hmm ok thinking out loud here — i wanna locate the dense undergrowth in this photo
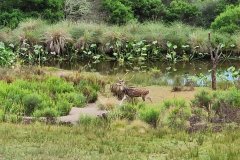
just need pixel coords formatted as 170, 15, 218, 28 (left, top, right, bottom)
0, 19, 240, 66
0, 68, 105, 122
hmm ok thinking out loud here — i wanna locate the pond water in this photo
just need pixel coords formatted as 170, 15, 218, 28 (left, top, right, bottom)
49, 60, 240, 86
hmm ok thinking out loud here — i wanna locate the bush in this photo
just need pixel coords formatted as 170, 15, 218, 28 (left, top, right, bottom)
129, 0, 166, 21
195, 0, 228, 27
211, 5, 240, 33
119, 104, 137, 120
192, 90, 212, 111
22, 94, 42, 116
159, 99, 191, 129
166, 0, 200, 24
63, 93, 86, 107
0, 0, 65, 28
139, 106, 160, 127
103, 0, 134, 24
56, 99, 72, 116
33, 107, 58, 118
0, 9, 25, 29
0, 42, 15, 67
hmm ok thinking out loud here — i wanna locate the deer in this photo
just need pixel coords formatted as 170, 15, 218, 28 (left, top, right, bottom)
110, 74, 152, 105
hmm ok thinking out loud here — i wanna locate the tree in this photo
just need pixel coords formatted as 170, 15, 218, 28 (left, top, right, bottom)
64, 0, 91, 20
208, 32, 224, 90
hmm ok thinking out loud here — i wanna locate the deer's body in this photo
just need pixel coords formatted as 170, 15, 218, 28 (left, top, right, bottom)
122, 87, 149, 101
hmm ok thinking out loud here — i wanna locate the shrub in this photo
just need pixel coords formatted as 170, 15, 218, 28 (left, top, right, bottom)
46, 77, 74, 94
129, 0, 166, 21
139, 106, 160, 127
33, 107, 58, 118
119, 104, 137, 120
211, 5, 240, 33
195, 0, 228, 27
103, 0, 134, 24
0, 42, 15, 67
56, 99, 72, 116
166, 0, 200, 24
22, 94, 42, 116
0, 9, 25, 29
63, 93, 86, 107
192, 90, 212, 111
159, 99, 191, 129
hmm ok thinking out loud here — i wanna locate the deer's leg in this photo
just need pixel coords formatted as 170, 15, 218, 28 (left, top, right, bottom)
120, 95, 127, 106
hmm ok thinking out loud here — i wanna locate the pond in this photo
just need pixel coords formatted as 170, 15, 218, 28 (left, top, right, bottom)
49, 60, 240, 86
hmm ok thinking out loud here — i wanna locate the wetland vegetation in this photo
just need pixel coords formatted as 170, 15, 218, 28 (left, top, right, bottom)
0, 0, 240, 159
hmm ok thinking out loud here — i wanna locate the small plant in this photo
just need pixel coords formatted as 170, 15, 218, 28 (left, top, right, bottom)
0, 42, 15, 67
159, 99, 191, 129
119, 104, 137, 121
22, 94, 42, 116
139, 106, 160, 127
56, 99, 72, 116
33, 108, 58, 118
192, 90, 212, 112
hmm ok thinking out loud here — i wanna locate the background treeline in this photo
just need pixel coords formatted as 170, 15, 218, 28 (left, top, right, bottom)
0, 0, 240, 33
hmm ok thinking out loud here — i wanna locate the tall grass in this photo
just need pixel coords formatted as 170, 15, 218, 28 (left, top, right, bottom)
3, 19, 239, 53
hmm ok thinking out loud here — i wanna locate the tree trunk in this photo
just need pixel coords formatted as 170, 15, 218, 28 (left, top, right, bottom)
211, 63, 217, 90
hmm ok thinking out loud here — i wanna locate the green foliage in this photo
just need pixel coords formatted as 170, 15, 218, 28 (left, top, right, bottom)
103, 0, 134, 24
192, 90, 212, 111
139, 106, 160, 127
0, 0, 65, 28
159, 99, 191, 129
119, 104, 138, 120
33, 107, 58, 118
0, 9, 25, 29
0, 42, 15, 67
211, 5, 240, 33
166, 0, 200, 24
0, 75, 99, 119
22, 94, 42, 116
127, 0, 166, 21
56, 99, 72, 116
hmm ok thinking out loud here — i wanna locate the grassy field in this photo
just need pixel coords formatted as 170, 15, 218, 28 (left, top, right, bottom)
0, 123, 240, 160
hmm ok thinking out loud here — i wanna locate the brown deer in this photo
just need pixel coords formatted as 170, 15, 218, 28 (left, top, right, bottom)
111, 76, 152, 105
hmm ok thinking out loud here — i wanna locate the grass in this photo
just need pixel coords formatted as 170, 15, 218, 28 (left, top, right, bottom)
1, 19, 239, 54
0, 123, 239, 160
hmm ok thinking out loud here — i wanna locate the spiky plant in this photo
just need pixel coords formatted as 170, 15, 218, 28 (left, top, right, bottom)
45, 28, 72, 55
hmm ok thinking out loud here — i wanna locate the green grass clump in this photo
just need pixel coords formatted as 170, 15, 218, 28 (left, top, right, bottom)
0, 75, 100, 121
159, 99, 191, 129
139, 105, 160, 127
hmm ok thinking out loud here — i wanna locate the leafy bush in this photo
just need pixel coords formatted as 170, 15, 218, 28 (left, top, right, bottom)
33, 107, 58, 118
128, 0, 166, 21
119, 104, 137, 120
166, 0, 200, 24
195, 0, 228, 27
22, 94, 42, 116
103, 0, 134, 24
192, 90, 212, 111
56, 99, 72, 116
0, 75, 100, 120
0, 0, 65, 28
211, 5, 240, 33
139, 106, 160, 127
159, 99, 191, 129
0, 9, 25, 29
0, 42, 15, 67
